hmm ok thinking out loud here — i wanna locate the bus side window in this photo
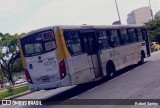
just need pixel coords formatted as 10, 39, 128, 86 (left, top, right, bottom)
80, 32, 97, 55
80, 36, 90, 54
64, 31, 83, 55
128, 28, 137, 43
97, 30, 110, 49
110, 29, 121, 47
142, 28, 147, 41
136, 28, 143, 42
120, 29, 129, 45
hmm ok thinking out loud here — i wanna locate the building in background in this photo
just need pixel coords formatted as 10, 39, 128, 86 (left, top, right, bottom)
154, 10, 160, 19
127, 7, 152, 24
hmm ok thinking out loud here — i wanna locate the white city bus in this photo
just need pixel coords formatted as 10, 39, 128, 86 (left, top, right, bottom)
19, 25, 150, 91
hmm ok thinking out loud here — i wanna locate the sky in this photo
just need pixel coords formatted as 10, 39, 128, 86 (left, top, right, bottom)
0, 0, 160, 34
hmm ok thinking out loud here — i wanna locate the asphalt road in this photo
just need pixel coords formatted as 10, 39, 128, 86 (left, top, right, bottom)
2, 51, 160, 108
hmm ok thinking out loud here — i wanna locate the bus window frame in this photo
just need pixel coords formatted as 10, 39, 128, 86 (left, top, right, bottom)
141, 28, 148, 41
135, 27, 143, 42
79, 29, 102, 55
109, 29, 122, 47
20, 29, 56, 57
63, 29, 85, 56
127, 28, 138, 43
119, 28, 130, 45
96, 29, 112, 50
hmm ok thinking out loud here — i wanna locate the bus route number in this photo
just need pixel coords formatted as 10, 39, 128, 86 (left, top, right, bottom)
44, 59, 56, 68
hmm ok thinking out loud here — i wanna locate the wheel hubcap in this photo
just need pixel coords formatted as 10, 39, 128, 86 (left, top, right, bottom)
110, 72, 114, 77
141, 56, 144, 62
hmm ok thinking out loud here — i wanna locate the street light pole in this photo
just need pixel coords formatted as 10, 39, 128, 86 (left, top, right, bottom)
115, 0, 121, 24
149, 0, 154, 20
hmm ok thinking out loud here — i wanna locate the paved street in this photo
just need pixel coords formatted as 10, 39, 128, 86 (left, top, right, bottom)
2, 51, 160, 108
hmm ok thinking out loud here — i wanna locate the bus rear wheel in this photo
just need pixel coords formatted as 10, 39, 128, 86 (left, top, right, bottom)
106, 63, 115, 78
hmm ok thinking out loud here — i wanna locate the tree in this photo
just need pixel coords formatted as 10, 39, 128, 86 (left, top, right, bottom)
12, 58, 23, 74
147, 17, 160, 43
154, 10, 160, 19
0, 33, 23, 85
0, 69, 4, 88
0, 69, 3, 80
0, 32, 3, 38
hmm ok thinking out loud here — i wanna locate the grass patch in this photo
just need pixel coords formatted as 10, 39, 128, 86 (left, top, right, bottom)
0, 86, 29, 100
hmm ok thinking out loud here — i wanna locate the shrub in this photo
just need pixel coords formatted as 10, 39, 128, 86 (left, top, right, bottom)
6, 86, 14, 96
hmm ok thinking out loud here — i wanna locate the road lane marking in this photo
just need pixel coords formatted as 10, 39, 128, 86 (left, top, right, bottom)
87, 86, 99, 92
61, 86, 100, 104
70, 96, 77, 99
61, 96, 78, 104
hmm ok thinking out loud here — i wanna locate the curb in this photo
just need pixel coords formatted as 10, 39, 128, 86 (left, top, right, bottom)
4, 90, 35, 100
0, 90, 35, 105
0, 83, 27, 93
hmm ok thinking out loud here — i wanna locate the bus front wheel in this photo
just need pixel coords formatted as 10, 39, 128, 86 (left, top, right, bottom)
106, 63, 115, 78
139, 55, 144, 65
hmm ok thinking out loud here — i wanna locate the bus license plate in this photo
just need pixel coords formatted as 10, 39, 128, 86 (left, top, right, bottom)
42, 76, 50, 82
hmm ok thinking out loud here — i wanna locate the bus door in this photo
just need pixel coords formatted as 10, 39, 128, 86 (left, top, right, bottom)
142, 28, 151, 56
80, 31, 103, 78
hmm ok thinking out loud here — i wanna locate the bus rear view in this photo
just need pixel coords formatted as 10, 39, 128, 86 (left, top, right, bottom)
19, 27, 71, 91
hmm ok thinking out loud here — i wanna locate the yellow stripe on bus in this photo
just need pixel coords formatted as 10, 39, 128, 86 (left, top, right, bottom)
54, 28, 71, 61
18, 40, 27, 68
59, 29, 71, 58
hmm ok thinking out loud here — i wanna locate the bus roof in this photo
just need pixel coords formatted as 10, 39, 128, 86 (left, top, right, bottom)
20, 24, 146, 38
59, 24, 146, 29
19, 26, 55, 39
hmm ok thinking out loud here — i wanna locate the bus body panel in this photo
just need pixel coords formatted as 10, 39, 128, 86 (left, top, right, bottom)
88, 55, 102, 78
100, 41, 146, 76
25, 51, 60, 84
65, 54, 96, 85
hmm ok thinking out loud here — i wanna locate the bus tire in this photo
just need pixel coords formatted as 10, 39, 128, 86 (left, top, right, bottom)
139, 54, 144, 65
106, 62, 115, 78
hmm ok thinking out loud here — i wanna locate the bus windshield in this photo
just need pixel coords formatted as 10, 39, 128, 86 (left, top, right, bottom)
20, 30, 56, 57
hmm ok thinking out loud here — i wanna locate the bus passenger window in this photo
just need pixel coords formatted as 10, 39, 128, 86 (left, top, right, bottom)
72, 43, 82, 54
97, 30, 110, 49
142, 29, 147, 41
25, 43, 44, 54
67, 45, 73, 55
120, 29, 129, 45
25, 44, 34, 54
110, 30, 121, 47
128, 29, 137, 43
136, 28, 143, 42
80, 36, 90, 54
64, 31, 83, 55
34, 43, 43, 52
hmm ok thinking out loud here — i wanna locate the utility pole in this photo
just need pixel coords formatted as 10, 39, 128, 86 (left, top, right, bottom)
115, 0, 121, 24
149, 0, 154, 20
